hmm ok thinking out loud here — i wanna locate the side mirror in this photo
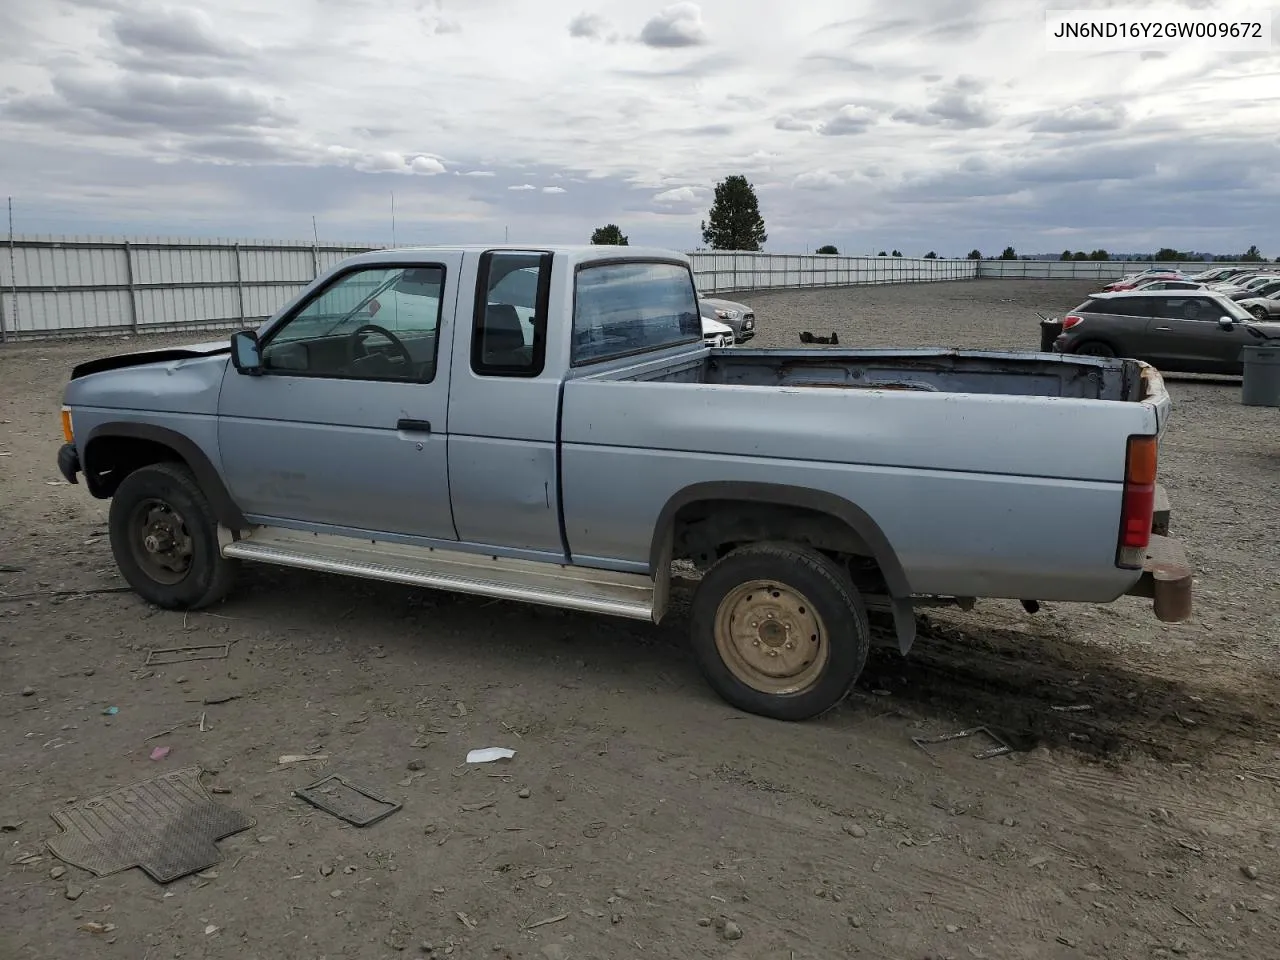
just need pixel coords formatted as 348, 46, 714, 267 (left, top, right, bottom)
1217, 316, 1235, 330
230, 330, 263, 374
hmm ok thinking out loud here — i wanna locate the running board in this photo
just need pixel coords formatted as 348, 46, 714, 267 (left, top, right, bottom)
221, 526, 657, 621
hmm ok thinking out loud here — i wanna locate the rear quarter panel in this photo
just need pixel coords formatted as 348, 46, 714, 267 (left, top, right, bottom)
559, 379, 1161, 601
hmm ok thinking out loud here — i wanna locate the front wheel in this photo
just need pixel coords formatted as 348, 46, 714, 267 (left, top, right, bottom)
689, 542, 870, 721
108, 462, 238, 609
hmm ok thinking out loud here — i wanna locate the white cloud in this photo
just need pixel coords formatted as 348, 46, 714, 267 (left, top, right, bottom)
654, 186, 701, 204
542, 185, 566, 193
410, 155, 445, 174
0, 0, 1277, 255
639, 3, 708, 48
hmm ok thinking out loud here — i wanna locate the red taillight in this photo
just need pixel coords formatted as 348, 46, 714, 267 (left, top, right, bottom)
1117, 435, 1157, 568
1061, 315, 1084, 330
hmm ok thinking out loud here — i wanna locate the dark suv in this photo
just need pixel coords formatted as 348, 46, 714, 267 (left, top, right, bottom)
1053, 290, 1278, 374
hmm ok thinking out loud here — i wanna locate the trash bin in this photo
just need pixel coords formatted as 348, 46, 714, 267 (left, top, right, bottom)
1241, 345, 1280, 407
1039, 317, 1063, 352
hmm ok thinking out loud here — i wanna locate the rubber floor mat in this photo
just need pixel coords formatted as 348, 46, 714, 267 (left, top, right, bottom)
46, 765, 255, 883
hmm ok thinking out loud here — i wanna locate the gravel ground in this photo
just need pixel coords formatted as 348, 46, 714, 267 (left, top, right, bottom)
2, 278, 1278, 960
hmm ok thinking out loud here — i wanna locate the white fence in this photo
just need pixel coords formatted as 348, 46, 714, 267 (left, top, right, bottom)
0, 233, 1268, 340
691, 252, 975, 294
976, 259, 1261, 280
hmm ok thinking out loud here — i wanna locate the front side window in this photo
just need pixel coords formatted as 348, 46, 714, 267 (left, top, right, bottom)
571, 260, 700, 365
261, 265, 444, 381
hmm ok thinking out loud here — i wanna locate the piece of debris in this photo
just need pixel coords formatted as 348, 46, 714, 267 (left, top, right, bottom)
79, 922, 115, 935
1, 820, 24, 833
50, 866, 66, 880
210, 787, 232, 795
1001, 817, 1017, 827
21, 686, 36, 697
456, 912, 478, 929
65, 884, 84, 901
460, 800, 496, 812
321, 864, 335, 876
843, 823, 867, 838
697, 917, 712, 927
524, 913, 569, 931
102, 707, 118, 716
203, 694, 240, 705
1050, 704, 1092, 713
451, 702, 467, 718
466, 747, 515, 764
278, 754, 329, 765
149, 746, 171, 761
330, 889, 344, 899
912, 726, 1012, 760
294, 774, 402, 827
534, 875, 553, 889
144, 643, 230, 666
205, 925, 219, 936
518, 787, 531, 799
1242, 865, 1260, 880
720, 919, 743, 941
407, 759, 427, 772
196, 870, 219, 880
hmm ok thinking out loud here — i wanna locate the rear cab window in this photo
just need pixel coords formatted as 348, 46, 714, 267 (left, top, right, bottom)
571, 260, 701, 366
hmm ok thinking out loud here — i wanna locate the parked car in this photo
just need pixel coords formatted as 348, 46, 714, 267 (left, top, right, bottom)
1239, 294, 1280, 320
1053, 289, 1280, 374
1130, 279, 1206, 292
1188, 267, 1253, 283
701, 315, 735, 347
1221, 275, 1280, 300
1103, 272, 1183, 292
56, 244, 1191, 721
699, 297, 755, 342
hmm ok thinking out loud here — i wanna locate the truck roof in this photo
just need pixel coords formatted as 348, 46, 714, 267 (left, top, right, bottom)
342, 244, 691, 266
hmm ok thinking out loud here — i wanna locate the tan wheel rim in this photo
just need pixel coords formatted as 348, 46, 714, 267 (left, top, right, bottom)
713, 579, 829, 696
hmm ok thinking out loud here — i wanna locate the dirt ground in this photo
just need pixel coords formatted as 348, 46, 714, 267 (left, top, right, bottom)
2, 278, 1278, 960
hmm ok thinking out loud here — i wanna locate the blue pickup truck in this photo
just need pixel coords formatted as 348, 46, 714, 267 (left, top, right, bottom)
56, 245, 1191, 721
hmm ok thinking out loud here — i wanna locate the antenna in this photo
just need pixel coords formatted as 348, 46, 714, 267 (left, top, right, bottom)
311, 215, 319, 245
391, 192, 397, 248
504, 225, 509, 243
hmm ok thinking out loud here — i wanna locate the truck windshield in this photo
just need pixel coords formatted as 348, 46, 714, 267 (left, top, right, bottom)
571, 261, 701, 365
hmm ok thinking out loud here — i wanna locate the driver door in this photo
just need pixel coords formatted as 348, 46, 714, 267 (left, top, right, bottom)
217, 255, 461, 540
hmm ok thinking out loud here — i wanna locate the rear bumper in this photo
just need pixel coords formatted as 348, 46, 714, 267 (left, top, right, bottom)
1123, 482, 1190, 622
1123, 534, 1193, 623
57, 442, 81, 485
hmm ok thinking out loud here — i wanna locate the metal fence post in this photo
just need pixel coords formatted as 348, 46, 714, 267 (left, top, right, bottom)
123, 241, 139, 333
233, 242, 246, 323
311, 243, 319, 279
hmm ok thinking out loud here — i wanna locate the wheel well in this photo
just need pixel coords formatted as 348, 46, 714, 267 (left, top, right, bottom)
671, 498, 889, 594
83, 436, 183, 498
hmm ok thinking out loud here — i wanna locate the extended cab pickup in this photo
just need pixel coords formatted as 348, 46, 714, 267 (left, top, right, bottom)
56, 245, 1193, 721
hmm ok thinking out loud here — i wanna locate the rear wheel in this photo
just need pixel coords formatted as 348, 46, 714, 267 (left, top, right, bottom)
1249, 305, 1268, 320
108, 463, 238, 609
1074, 340, 1115, 358
690, 542, 870, 721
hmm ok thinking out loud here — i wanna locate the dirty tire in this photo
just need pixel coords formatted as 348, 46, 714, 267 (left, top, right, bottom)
690, 542, 870, 721
108, 462, 238, 610
1073, 340, 1116, 358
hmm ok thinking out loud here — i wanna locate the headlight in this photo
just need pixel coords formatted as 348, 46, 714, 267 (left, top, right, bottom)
715, 309, 740, 320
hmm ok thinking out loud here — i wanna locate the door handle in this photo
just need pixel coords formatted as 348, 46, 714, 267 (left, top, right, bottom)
396, 418, 432, 433
1154, 326, 1171, 331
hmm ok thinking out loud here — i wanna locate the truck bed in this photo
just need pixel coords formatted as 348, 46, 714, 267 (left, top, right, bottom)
627, 347, 1147, 402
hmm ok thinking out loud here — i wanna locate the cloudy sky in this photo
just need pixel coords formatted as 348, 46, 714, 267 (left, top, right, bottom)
1, 0, 1278, 255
